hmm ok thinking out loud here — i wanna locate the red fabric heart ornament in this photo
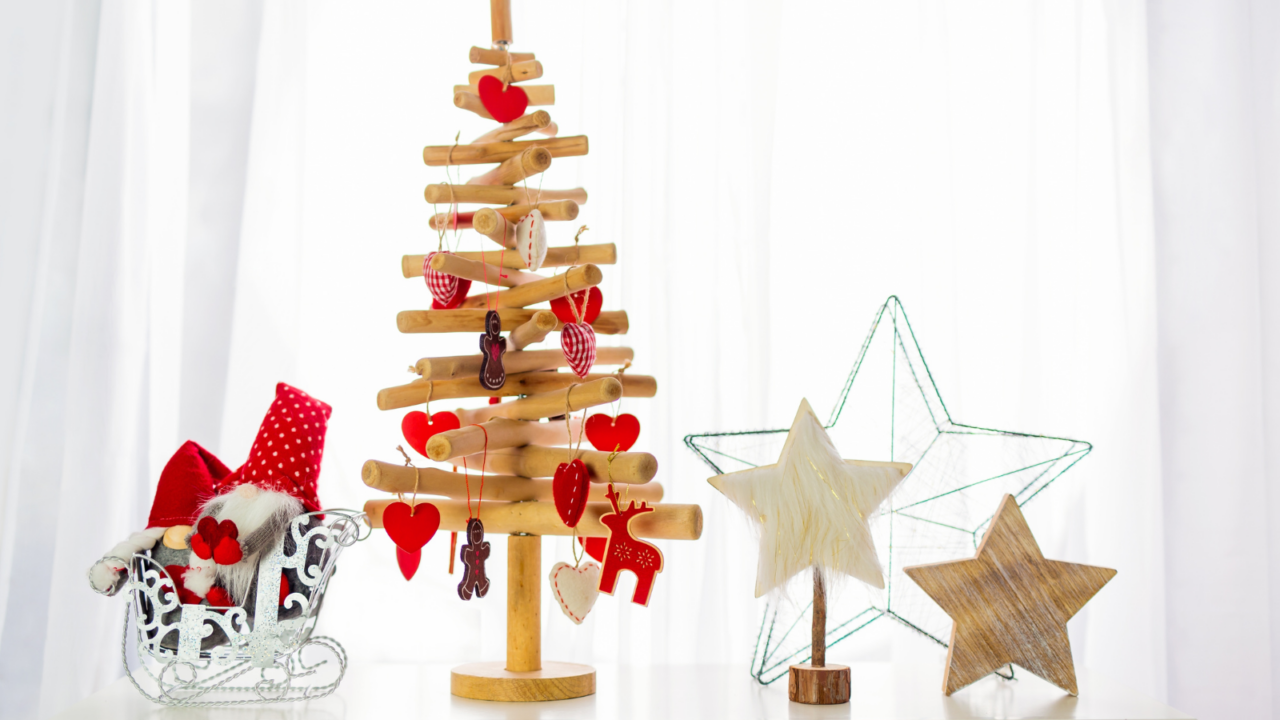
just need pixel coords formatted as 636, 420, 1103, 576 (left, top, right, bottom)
382, 501, 441, 553
396, 546, 422, 581
401, 410, 461, 457
561, 323, 597, 378
424, 251, 473, 309
213, 536, 243, 565
553, 459, 590, 527
190, 534, 211, 560
585, 413, 641, 452
577, 536, 607, 563
550, 287, 602, 325
477, 75, 529, 122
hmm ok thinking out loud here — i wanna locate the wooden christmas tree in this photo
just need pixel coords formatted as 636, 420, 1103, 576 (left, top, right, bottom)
360, 1, 703, 702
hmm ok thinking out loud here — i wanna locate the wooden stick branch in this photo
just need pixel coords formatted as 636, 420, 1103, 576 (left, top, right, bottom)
470, 111, 556, 144
462, 243, 616, 270
447, 445, 658, 484
460, 263, 601, 309
456, 84, 555, 105
428, 200, 578, 232
396, 309, 628, 335
470, 47, 534, 65
490, 0, 513, 47
472, 209, 516, 248
377, 371, 656, 410
428, 253, 541, 288
454, 91, 495, 120
423, 417, 573, 460
414, 346, 634, 380
469, 147, 551, 186
423, 184, 586, 206
457, 377, 621, 422
813, 567, 826, 667
361, 460, 663, 502
424, 136, 587, 166
468, 60, 542, 86
365, 498, 702, 540
509, 310, 559, 349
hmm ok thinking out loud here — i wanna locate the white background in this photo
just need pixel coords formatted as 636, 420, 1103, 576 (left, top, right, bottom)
1, 1, 1277, 719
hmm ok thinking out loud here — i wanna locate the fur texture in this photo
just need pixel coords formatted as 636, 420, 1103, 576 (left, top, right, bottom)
192, 485, 302, 603
88, 527, 167, 595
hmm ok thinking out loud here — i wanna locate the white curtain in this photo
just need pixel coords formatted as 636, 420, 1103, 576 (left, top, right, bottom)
0, 1, 1270, 719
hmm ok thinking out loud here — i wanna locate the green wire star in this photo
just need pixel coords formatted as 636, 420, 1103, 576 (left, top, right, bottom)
685, 296, 1092, 685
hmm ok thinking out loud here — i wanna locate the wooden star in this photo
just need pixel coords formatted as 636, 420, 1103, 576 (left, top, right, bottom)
708, 399, 911, 596
903, 494, 1116, 696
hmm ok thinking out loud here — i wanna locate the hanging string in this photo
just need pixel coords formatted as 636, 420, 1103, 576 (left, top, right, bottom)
562, 385, 583, 465
571, 526, 584, 567
610, 360, 632, 420
460, 424, 490, 519
395, 446, 421, 509
429, 132, 464, 253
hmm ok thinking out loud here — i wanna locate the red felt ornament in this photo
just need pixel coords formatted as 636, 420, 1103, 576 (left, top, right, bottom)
192, 517, 241, 565
585, 413, 641, 452
401, 410, 461, 457
561, 323, 597, 378
577, 535, 607, 563
553, 458, 590, 527
598, 483, 664, 606
479, 310, 507, 390
382, 501, 441, 554
550, 287, 602, 325
477, 74, 529, 122
396, 546, 422, 581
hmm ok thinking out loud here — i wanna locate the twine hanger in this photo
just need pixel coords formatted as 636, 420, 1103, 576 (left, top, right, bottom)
395, 445, 422, 509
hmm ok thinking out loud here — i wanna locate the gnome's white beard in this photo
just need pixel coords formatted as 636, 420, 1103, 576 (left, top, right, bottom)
191, 486, 303, 604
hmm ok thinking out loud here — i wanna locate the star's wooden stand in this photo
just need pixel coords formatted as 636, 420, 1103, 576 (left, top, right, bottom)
359, 0, 703, 703
789, 568, 851, 704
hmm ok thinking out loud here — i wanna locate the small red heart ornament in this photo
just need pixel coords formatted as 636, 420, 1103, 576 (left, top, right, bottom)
212, 536, 244, 565
401, 410, 461, 457
193, 517, 240, 562
477, 75, 529, 123
553, 459, 591, 527
382, 501, 441, 553
396, 546, 422, 581
561, 323, 597, 378
550, 287, 602, 325
584, 413, 641, 452
577, 536, 607, 562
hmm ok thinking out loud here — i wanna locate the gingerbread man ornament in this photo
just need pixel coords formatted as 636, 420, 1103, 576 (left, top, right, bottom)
479, 310, 507, 390
457, 517, 491, 600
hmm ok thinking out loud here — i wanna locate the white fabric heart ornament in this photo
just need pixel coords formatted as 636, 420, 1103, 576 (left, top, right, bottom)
549, 561, 601, 624
516, 209, 548, 271
561, 322, 597, 378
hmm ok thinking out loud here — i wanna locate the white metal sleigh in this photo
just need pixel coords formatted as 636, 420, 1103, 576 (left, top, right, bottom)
102, 510, 368, 706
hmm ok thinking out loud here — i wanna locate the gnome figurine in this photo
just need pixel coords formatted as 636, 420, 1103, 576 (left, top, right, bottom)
184, 383, 331, 606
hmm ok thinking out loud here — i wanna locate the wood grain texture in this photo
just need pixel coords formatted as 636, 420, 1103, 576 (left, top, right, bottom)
395, 308, 627, 335
361, 459, 664, 503
788, 664, 850, 705
363, 498, 702, 540
423, 135, 584, 166
507, 535, 541, 672
413, 346, 633, 380
903, 494, 1116, 697
451, 661, 595, 701
376, 370, 654, 410
447, 444, 658, 484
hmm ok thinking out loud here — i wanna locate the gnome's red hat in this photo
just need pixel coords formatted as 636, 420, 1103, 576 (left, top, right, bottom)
147, 441, 232, 528
212, 383, 331, 513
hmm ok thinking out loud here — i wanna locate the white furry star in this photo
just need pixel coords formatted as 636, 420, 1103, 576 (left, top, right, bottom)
708, 399, 911, 597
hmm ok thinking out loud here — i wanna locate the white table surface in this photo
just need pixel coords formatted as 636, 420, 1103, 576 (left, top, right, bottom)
53, 661, 1193, 720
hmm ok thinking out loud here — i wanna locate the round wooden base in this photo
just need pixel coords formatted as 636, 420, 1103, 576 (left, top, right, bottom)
788, 663, 851, 705
451, 661, 596, 702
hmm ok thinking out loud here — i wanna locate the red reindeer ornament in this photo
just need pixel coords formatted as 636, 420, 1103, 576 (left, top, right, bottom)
597, 484, 664, 606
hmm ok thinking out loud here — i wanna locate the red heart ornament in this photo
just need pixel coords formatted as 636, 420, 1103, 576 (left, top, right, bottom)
477, 75, 529, 123
382, 501, 441, 553
550, 287, 603, 325
190, 534, 212, 560
553, 459, 591, 527
424, 251, 472, 309
561, 323, 597, 378
584, 413, 641, 452
212, 536, 243, 565
577, 536, 607, 563
401, 411, 461, 457
396, 546, 422, 581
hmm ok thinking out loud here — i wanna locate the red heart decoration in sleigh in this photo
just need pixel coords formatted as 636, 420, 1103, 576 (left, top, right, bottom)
585, 413, 641, 452
553, 458, 591, 528
401, 410, 461, 457
577, 536, 607, 563
382, 501, 441, 553
550, 287, 602, 325
191, 517, 240, 562
477, 75, 529, 123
